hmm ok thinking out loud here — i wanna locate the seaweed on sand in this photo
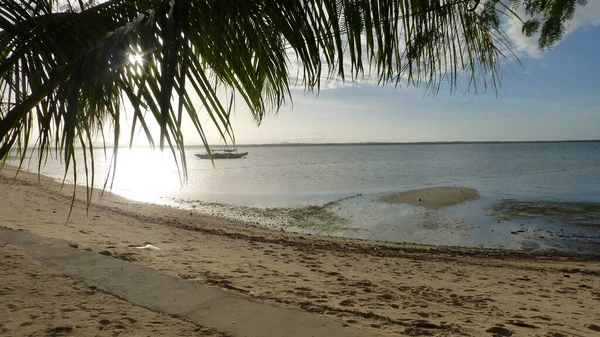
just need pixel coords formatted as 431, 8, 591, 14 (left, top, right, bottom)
490, 199, 600, 228
174, 194, 362, 233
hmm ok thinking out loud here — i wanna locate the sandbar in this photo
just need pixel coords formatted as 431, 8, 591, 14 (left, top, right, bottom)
380, 186, 479, 208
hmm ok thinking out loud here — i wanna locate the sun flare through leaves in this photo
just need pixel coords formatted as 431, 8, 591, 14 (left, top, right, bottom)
0, 0, 588, 209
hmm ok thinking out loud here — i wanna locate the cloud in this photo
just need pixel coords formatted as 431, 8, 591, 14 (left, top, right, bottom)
286, 1, 600, 91
285, 42, 384, 91
503, 1, 600, 58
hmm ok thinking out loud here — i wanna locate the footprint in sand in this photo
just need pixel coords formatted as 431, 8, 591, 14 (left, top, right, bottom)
485, 326, 513, 336
45, 326, 73, 337
587, 324, 600, 332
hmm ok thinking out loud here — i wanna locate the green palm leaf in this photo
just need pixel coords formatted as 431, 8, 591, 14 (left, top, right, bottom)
0, 0, 587, 205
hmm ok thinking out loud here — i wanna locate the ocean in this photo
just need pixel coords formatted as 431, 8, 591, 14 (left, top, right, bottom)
9, 141, 600, 253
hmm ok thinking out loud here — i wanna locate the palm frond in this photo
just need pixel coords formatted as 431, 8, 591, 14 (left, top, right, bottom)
0, 0, 587, 205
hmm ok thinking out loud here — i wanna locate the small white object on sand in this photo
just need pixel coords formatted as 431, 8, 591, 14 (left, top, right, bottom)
135, 244, 160, 250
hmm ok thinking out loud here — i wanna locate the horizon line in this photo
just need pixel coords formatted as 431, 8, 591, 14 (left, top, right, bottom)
86, 139, 600, 149
189, 139, 600, 147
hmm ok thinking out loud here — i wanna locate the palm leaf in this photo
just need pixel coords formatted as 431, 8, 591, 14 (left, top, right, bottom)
0, 0, 587, 204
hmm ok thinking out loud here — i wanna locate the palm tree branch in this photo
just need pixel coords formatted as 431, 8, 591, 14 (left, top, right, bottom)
0, 0, 587, 203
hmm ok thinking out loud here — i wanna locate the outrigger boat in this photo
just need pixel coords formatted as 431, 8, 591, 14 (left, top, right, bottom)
195, 149, 248, 159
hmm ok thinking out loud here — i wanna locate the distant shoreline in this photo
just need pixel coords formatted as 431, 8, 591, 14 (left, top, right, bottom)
196, 139, 600, 148
57, 139, 600, 149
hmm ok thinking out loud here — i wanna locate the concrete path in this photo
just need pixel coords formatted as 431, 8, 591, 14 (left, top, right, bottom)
0, 227, 377, 337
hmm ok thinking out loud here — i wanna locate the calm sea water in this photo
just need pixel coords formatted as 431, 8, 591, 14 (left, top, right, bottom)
10, 142, 600, 253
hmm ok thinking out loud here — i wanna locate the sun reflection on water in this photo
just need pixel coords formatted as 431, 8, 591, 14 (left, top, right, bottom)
108, 148, 182, 203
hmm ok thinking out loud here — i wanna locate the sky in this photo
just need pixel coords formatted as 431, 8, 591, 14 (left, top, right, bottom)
182, 2, 600, 145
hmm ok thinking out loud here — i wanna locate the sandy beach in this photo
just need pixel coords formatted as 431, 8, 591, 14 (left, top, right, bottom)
0, 243, 223, 337
1, 165, 600, 337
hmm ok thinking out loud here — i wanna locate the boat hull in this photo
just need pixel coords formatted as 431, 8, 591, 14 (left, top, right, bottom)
195, 152, 248, 159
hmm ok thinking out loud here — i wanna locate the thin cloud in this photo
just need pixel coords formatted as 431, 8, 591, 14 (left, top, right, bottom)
503, 1, 600, 58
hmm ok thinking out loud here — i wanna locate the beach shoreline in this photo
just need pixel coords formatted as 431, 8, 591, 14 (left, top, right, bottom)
1, 165, 600, 336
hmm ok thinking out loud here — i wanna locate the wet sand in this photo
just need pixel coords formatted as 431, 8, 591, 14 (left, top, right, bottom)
1, 166, 600, 337
380, 186, 479, 208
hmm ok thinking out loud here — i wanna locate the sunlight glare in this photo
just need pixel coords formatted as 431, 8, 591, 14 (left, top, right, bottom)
128, 53, 144, 65
110, 149, 180, 203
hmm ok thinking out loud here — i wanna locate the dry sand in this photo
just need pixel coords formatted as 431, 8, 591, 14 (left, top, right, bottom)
0, 243, 223, 337
380, 186, 479, 208
1, 166, 600, 337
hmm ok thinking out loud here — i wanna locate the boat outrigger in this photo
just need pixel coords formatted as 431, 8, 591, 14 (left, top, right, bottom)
195, 149, 248, 159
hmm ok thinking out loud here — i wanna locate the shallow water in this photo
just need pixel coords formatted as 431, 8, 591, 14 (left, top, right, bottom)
9, 141, 600, 253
